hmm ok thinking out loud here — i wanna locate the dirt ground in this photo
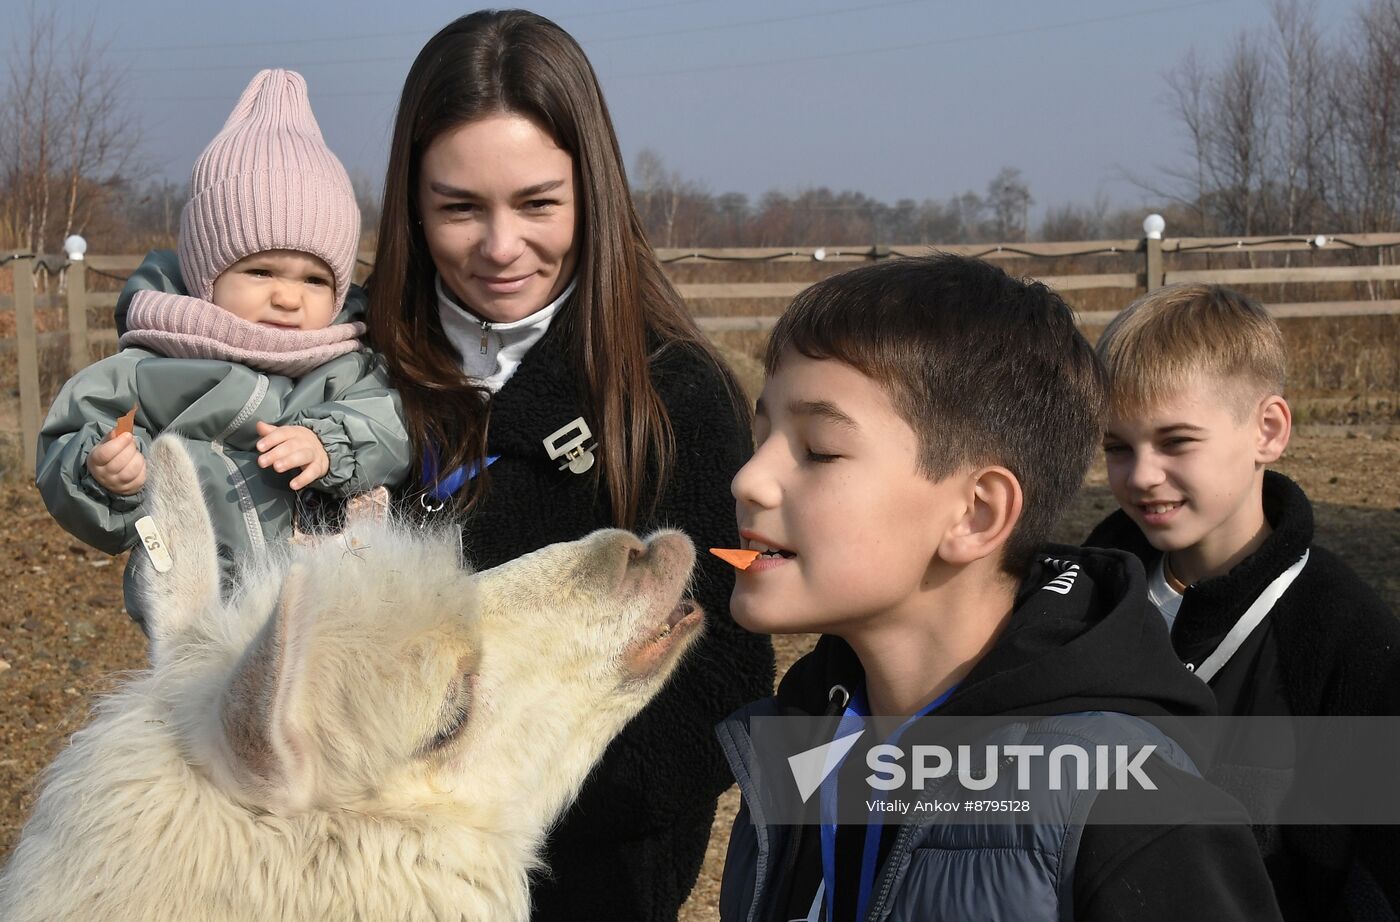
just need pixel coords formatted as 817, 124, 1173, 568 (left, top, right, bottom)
0, 432, 1397, 919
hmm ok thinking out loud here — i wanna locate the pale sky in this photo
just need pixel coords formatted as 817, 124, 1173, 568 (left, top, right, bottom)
3, 0, 1365, 218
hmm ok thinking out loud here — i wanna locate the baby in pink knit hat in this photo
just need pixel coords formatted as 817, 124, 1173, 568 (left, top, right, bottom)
36, 70, 410, 628
100, 68, 369, 494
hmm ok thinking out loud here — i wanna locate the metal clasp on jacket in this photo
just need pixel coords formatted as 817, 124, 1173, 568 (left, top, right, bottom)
543, 417, 596, 475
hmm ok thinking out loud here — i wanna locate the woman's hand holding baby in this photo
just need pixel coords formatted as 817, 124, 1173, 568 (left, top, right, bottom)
87, 431, 147, 496
255, 421, 329, 490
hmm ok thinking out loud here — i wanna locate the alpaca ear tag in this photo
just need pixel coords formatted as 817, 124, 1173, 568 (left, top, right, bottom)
544, 417, 596, 475
135, 515, 173, 573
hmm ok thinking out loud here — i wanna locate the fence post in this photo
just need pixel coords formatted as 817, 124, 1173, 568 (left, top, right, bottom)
13, 255, 41, 479
1143, 214, 1166, 291
66, 259, 89, 374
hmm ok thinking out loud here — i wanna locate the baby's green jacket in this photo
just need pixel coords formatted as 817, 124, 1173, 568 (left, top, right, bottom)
35, 250, 411, 623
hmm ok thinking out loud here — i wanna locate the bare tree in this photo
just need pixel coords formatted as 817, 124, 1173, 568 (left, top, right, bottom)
1149, 22, 1306, 235
632, 148, 687, 247
1151, 0, 1400, 238
985, 167, 1033, 241
1119, 47, 1230, 235
1038, 193, 1124, 241
1161, 48, 1214, 233
1208, 34, 1272, 236
0, 3, 144, 254
1268, 0, 1328, 234
1329, 0, 1400, 233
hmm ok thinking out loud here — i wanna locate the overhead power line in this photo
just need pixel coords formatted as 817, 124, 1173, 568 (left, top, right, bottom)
133, 0, 1226, 100
111, 0, 722, 54
585, 0, 935, 45
613, 0, 1228, 79
125, 0, 937, 76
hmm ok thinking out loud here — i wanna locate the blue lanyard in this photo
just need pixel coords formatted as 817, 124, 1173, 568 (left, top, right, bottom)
819, 682, 959, 922
421, 448, 499, 504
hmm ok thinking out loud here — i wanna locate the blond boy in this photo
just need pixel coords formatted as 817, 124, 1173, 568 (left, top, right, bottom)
1087, 283, 1400, 919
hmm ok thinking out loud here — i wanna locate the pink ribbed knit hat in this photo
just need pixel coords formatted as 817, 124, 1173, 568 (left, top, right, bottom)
179, 69, 360, 315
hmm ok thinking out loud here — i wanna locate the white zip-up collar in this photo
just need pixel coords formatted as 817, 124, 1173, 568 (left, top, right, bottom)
435, 274, 576, 393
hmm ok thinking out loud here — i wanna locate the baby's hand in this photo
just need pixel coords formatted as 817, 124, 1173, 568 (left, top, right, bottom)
255, 421, 329, 491
87, 430, 147, 496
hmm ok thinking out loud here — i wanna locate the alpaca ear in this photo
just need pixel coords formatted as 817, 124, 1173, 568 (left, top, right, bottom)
218, 564, 318, 813
137, 435, 221, 662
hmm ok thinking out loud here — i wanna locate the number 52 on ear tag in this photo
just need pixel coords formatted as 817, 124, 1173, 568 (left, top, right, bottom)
134, 516, 173, 573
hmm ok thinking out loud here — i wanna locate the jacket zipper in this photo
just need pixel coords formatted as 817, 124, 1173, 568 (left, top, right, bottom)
209, 374, 270, 554
757, 692, 850, 922
860, 753, 1020, 921
479, 320, 492, 355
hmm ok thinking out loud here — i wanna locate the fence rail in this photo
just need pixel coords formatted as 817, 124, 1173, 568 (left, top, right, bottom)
7, 231, 1400, 476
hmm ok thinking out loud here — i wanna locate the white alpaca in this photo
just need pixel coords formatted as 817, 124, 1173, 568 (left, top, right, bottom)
0, 435, 704, 921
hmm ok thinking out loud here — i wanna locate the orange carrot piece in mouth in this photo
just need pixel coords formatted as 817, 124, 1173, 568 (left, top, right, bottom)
709, 547, 761, 570
114, 405, 138, 438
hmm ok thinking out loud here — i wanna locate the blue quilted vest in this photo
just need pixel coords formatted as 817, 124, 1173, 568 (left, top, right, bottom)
716, 700, 1199, 922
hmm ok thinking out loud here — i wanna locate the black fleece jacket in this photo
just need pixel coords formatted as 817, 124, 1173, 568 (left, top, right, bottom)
1086, 471, 1400, 921
413, 317, 776, 922
767, 546, 1282, 922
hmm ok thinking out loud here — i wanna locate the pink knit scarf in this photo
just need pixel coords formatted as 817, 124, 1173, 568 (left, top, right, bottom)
120, 290, 365, 377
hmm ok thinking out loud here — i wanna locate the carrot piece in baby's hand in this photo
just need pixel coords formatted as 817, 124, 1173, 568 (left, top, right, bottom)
113, 405, 138, 438
710, 547, 761, 570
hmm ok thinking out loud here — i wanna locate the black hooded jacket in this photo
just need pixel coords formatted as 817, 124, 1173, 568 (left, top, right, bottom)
1086, 471, 1400, 921
739, 545, 1281, 922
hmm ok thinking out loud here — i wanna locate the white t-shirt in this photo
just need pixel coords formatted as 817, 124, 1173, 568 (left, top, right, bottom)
1147, 556, 1185, 632
436, 275, 576, 393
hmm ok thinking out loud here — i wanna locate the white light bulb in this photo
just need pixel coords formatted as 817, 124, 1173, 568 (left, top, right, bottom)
63, 235, 87, 261
1142, 214, 1166, 240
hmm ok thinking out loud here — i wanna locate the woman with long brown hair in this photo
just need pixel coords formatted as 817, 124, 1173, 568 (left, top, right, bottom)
368, 10, 773, 920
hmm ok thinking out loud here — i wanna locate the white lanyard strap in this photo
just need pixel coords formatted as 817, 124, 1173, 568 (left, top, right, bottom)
1192, 549, 1309, 684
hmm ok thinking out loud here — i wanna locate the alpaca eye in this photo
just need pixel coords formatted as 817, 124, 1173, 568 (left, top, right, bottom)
423, 678, 473, 754
427, 701, 470, 751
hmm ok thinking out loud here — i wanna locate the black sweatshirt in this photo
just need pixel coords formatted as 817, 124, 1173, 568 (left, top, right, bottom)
771, 546, 1282, 922
1086, 471, 1400, 921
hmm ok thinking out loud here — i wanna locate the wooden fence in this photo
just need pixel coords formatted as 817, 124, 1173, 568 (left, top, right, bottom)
6, 231, 1400, 476
657, 233, 1400, 329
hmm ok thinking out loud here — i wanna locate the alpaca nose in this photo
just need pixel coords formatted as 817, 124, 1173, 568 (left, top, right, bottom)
623, 539, 648, 579
606, 532, 649, 584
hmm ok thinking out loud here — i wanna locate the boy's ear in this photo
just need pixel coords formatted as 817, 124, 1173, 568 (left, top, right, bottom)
938, 466, 1023, 566
1255, 394, 1291, 464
